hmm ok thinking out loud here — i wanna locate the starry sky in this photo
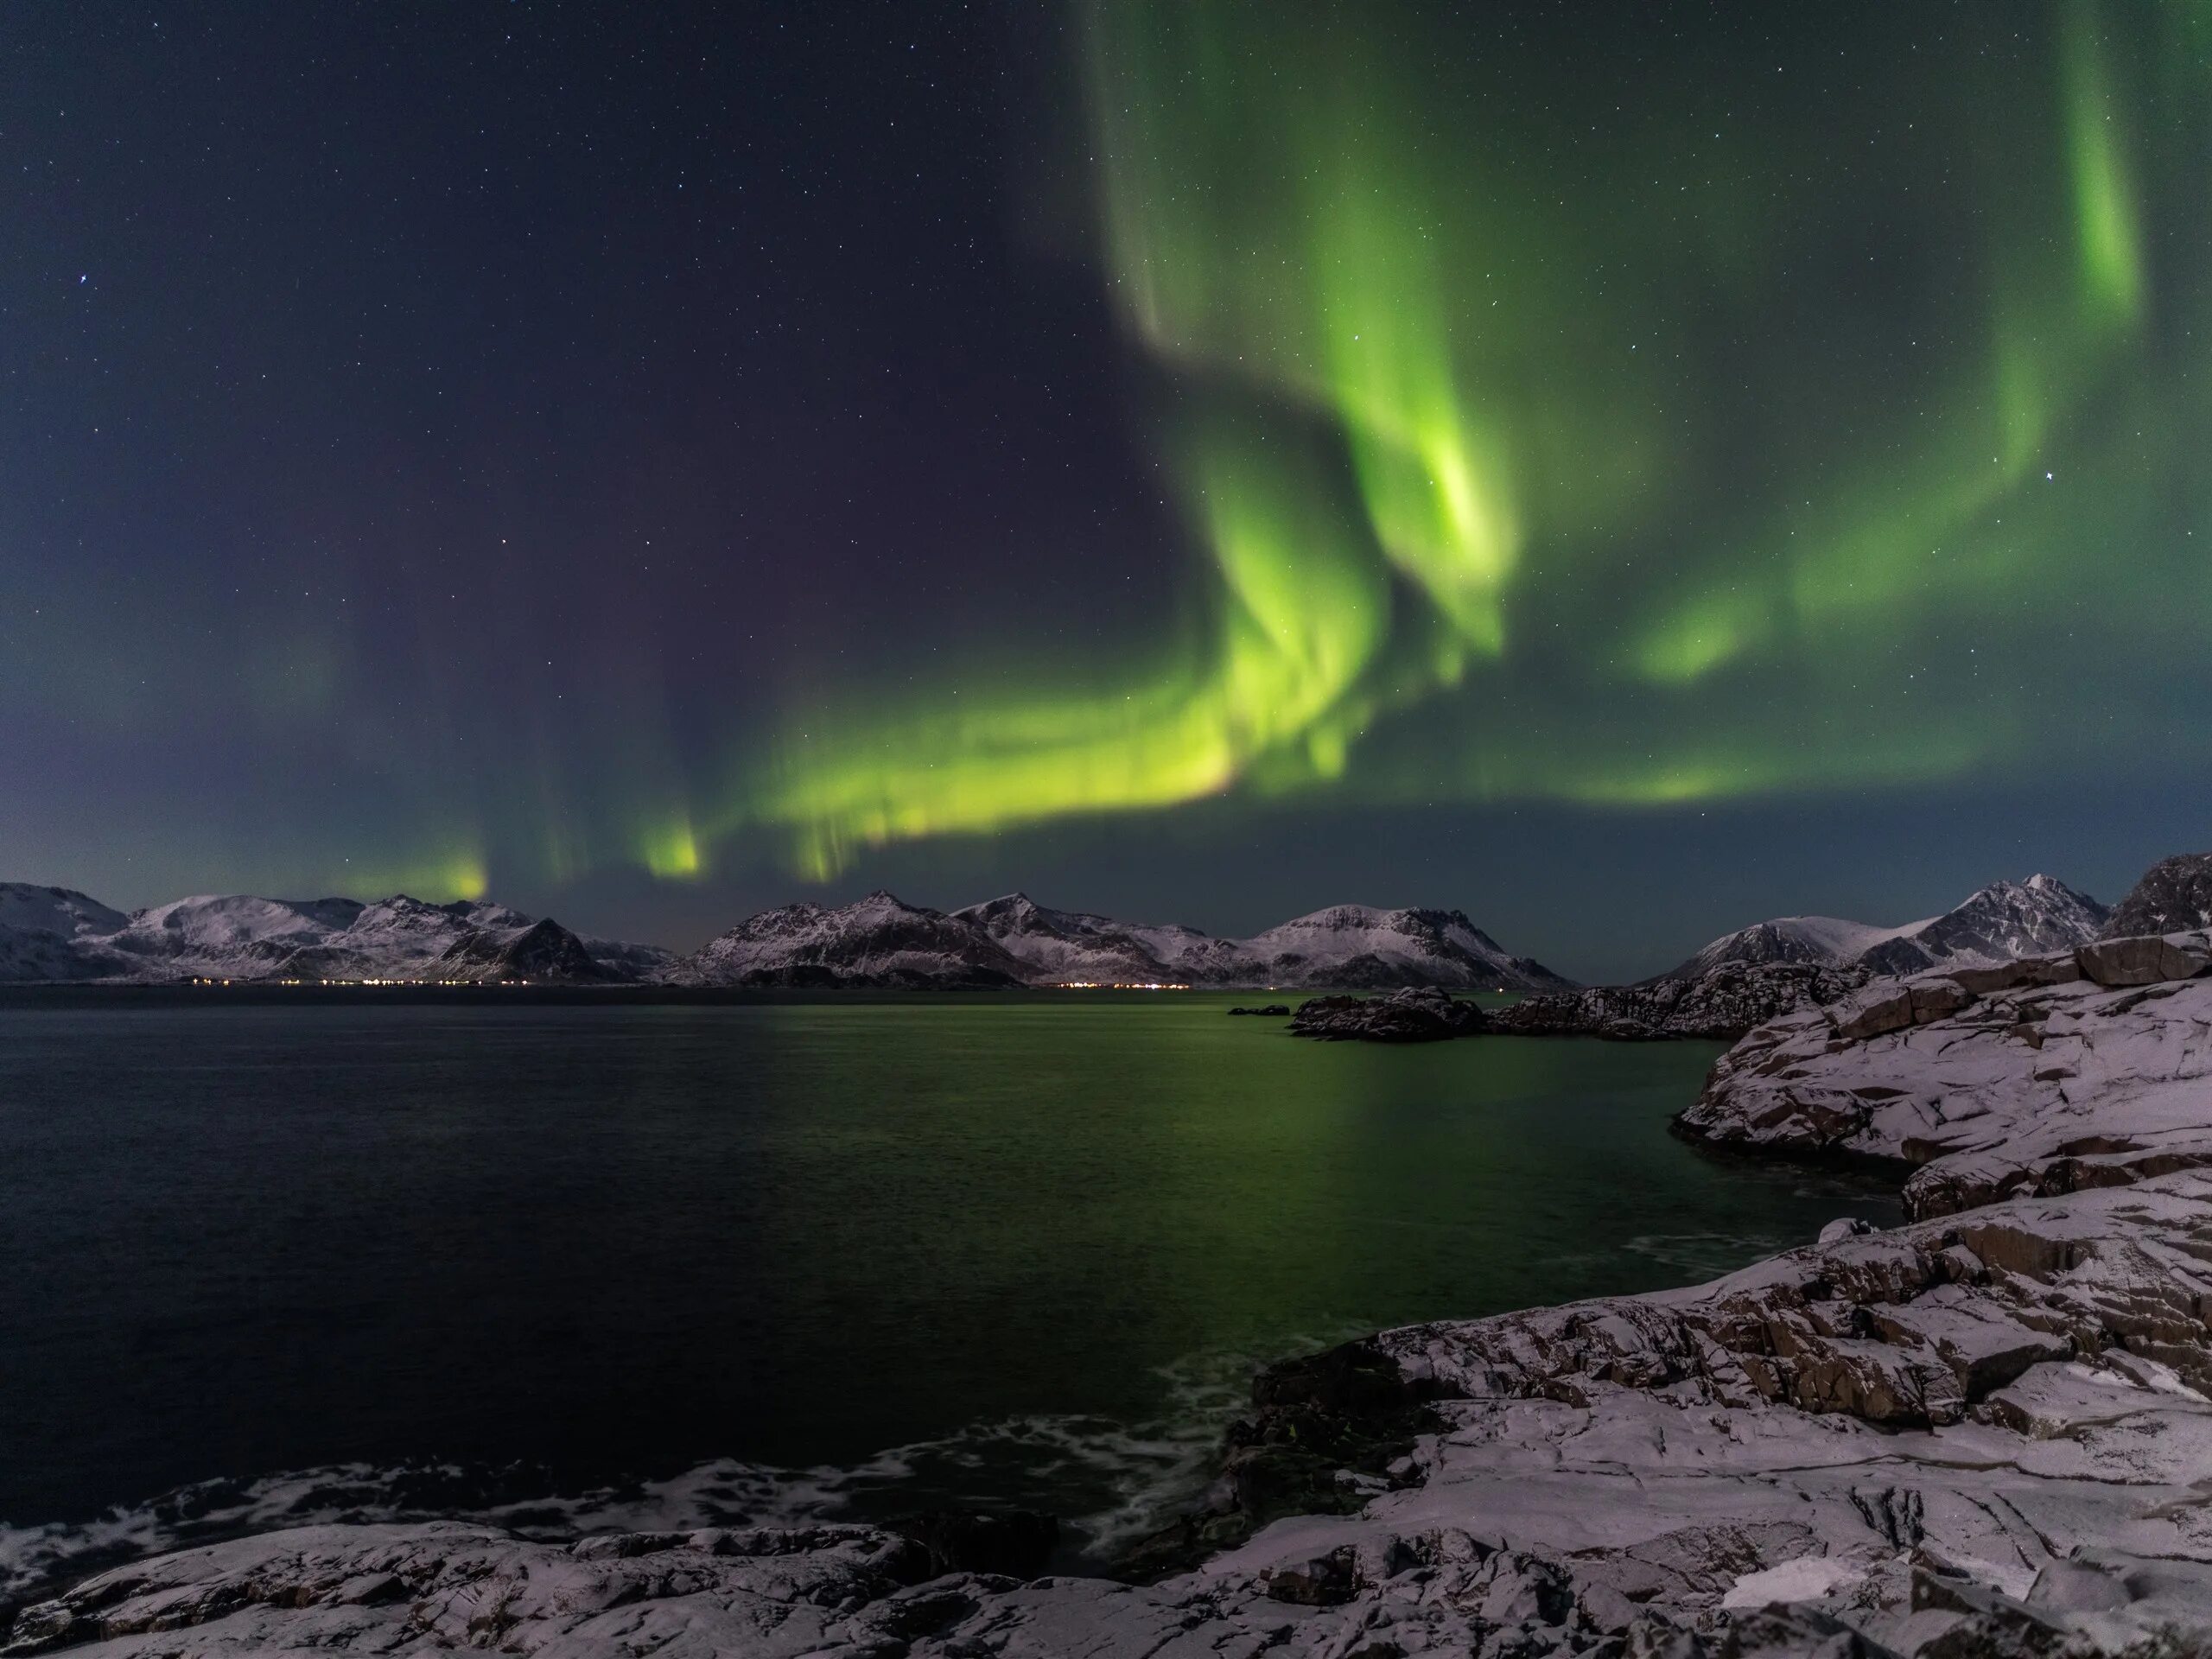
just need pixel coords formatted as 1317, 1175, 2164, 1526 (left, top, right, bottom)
6, 1, 2211, 982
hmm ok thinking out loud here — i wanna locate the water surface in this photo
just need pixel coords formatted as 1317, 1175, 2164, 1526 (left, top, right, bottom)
0, 994, 1899, 1586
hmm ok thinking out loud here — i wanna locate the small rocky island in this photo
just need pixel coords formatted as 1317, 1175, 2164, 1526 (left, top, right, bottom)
1290, 986, 1485, 1041
13, 861, 2212, 1656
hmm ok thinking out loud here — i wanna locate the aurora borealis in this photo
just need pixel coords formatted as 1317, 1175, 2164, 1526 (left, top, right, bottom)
7, 2, 2212, 978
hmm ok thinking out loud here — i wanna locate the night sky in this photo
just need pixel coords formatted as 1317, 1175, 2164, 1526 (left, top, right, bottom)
7, 2, 2211, 983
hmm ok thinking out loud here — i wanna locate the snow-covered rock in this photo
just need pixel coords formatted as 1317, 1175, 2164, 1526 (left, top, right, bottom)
1678, 936, 2212, 1220
1669, 874, 2108, 981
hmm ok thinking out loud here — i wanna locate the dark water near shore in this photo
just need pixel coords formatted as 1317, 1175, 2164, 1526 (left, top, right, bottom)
0, 995, 1900, 1590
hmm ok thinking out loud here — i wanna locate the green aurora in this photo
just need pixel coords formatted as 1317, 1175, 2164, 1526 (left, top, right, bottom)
698, 0, 2212, 883
19, 2, 2206, 907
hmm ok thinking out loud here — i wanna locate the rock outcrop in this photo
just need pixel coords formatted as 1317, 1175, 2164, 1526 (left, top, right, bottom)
1495, 961, 1869, 1040
1677, 933, 2212, 1220
1289, 987, 1486, 1041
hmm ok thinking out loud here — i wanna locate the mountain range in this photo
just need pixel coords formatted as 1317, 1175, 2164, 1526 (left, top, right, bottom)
0, 886, 674, 986
1659, 874, 2112, 982
0, 884, 1572, 991
4, 857, 2200, 992
668, 892, 1575, 991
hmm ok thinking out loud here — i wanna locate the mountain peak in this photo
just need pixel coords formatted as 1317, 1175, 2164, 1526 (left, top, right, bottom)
2101, 851, 2212, 939
1670, 874, 2107, 982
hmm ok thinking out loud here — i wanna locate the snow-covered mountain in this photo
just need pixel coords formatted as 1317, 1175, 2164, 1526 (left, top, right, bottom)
104, 893, 374, 977
2101, 851, 2212, 938
576, 934, 683, 980
0, 879, 1569, 992
1858, 874, 2110, 974
0, 884, 135, 980
1665, 914, 1916, 979
0, 883, 131, 939
683, 891, 1575, 991
0, 887, 653, 984
953, 893, 1240, 985
675, 892, 1030, 988
1233, 904, 1572, 991
1664, 874, 2107, 982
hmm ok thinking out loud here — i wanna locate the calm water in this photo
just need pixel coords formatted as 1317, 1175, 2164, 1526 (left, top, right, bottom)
0, 995, 1899, 1588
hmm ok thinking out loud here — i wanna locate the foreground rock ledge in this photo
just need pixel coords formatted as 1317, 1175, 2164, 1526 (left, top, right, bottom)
15, 957, 2212, 1656
1678, 933, 2212, 1218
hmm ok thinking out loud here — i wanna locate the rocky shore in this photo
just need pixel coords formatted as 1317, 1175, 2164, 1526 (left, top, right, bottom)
11, 942, 2212, 1656
1493, 961, 1872, 1041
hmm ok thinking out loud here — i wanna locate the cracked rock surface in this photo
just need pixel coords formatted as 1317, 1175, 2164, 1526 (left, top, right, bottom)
1678, 933, 2212, 1220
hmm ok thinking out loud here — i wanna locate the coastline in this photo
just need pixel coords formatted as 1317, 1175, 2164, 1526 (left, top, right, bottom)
9, 945, 2211, 1656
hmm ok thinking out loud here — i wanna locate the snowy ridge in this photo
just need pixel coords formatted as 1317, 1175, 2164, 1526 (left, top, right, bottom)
683, 891, 1575, 991
0, 883, 131, 939
674, 892, 1029, 988
1664, 874, 2107, 981
0, 887, 651, 985
1234, 903, 1571, 991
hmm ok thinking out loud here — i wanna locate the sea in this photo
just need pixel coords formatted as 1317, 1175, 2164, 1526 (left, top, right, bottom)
0, 990, 1901, 1594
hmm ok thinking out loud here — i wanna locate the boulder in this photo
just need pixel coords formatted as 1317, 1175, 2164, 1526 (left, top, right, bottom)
1945, 952, 2081, 995
2074, 932, 2212, 988
1831, 983, 1916, 1041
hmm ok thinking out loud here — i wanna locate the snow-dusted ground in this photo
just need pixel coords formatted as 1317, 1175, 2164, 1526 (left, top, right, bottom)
13, 936, 2212, 1654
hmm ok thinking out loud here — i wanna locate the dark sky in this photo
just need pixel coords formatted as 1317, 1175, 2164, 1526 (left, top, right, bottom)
5, 2, 2209, 982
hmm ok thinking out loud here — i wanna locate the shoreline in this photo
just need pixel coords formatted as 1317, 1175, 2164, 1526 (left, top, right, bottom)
9, 946, 2211, 1655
